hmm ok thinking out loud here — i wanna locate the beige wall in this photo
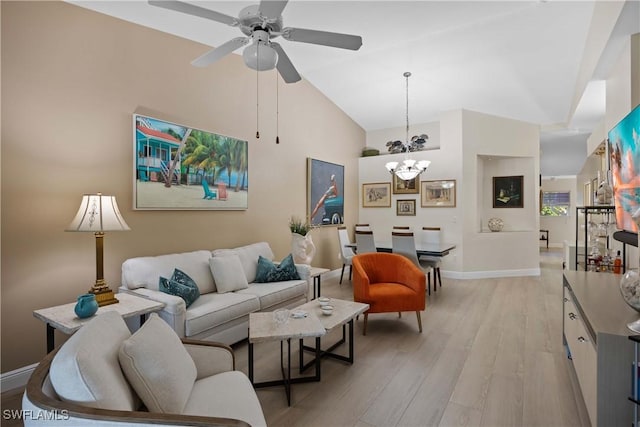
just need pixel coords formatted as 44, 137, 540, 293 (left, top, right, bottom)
1, 1, 364, 373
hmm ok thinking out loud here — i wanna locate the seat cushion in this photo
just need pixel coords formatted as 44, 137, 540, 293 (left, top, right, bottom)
119, 314, 197, 414
50, 311, 138, 411
185, 292, 260, 337
184, 371, 266, 427
367, 282, 425, 313
121, 250, 216, 294
212, 242, 274, 283
236, 279, 308, 311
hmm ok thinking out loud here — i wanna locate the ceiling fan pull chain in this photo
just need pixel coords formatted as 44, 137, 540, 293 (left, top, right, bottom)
256, 41, 260, 139
276, 71, 280, 144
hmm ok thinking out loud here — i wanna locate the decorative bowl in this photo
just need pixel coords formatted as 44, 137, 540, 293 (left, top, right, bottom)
321, 305, 334, 316
619, 269, 640, 332
488, 218, 504, 232
318, 297, 331, 307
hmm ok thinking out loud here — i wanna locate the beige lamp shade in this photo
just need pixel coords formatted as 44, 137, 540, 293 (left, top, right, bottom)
66, 193, 130, 232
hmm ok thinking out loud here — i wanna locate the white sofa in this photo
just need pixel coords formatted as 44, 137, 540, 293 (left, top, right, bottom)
23, 311, 265, 426
119, 242, 310, 344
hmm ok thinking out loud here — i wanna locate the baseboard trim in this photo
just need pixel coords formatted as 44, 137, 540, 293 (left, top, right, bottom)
324, 266, 540, 281
443, 268, 541, 280
1, 363, 37, 393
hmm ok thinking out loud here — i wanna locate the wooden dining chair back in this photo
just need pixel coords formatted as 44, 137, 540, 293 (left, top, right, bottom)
355, 230, 377, 254
392, 231, 434, 295
337, 226, 355, 284
420, 227, 443, 292
352, 253, 426, 335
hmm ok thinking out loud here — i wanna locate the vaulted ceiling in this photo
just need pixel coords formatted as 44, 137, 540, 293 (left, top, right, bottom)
70, 0, 640, 176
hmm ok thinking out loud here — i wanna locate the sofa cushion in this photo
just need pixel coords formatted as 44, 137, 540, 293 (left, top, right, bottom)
237, 279, 308, 311
183, 371, 266, 427
255, 254, 300, 283
119, 314, 197, 414
212, 242, 274, 283
185, 292, 260, 337
121, 250, 216, 294
208, 255, 249, 293
50, 311, 138, 411
159, 276, 199, 308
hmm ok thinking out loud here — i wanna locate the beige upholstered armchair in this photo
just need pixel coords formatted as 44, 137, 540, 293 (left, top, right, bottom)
22, 311, 266, 426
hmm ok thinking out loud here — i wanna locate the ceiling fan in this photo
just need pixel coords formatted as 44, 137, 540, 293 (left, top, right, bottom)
148, 0, 363, 83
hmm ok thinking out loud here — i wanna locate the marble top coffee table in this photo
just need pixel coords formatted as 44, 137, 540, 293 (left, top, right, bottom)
295, 298, 369, 369
248, 311, 326, 406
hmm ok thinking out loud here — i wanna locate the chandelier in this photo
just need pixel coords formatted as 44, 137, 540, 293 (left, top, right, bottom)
385, 72, 431, 181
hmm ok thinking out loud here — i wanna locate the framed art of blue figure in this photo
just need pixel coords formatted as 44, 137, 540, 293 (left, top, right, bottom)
307, 158, 344, 226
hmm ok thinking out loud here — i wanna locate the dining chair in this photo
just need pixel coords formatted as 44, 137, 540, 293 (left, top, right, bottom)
391, 231, 433, 295
337, 226, 355, 284
420, 227, 443, 291
354, 223, 371, 232
355, 230, 377, 254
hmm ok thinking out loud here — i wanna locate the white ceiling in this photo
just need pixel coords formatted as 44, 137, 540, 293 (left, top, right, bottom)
70, 0, 640, 176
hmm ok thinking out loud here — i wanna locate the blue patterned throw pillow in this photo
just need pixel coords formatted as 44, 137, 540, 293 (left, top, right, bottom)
254, 254, 301, 283
158, 268, 200, 308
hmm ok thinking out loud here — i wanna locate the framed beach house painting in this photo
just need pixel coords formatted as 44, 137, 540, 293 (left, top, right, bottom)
133, 114, 248, 210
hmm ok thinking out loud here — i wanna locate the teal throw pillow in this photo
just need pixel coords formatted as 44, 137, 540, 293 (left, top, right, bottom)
158, 268, 200, 308
255, 254, 301, 283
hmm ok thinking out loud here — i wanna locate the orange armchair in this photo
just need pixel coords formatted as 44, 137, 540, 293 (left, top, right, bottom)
352, 252, 426, 335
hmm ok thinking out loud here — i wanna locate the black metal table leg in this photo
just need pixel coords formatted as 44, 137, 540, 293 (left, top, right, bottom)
250, 336, 322, 406
46, 324, 55, 353
301, 319, 356, 370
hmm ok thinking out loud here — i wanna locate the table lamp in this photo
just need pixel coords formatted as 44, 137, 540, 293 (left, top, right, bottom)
66, 193, 130, 306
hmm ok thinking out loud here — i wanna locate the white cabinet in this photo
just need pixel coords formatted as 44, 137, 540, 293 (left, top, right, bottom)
563, 271, 636, 426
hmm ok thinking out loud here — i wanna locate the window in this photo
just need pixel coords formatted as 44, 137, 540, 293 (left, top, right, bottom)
541, 191, 570, 216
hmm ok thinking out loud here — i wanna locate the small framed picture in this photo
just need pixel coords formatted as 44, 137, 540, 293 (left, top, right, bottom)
493, 175, 524, 208
396, 199, 416, 216
421, 179, 456, 207
392, 174, 419, 194
362, 182, 392, 208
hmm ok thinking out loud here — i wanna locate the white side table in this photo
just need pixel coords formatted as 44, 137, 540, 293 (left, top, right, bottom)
309, 267, 330, 299
33, 293, 165, 353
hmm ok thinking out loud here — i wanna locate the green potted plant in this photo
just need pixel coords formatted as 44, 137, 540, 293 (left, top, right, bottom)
289, 216, 313, 236
288, 216, 316, 264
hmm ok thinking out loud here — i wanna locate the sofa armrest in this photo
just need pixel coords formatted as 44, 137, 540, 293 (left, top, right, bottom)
118, 287, 187, 338
295, 263, 311, 280
182, 339, 235, 380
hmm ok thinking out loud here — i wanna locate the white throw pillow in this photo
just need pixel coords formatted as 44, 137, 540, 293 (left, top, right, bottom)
50, 311, 139, 411
212, 242, 274, 283
208, 255, 249, 293
119, 314, 197, 414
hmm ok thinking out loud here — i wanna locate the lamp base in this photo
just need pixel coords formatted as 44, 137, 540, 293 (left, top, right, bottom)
89, 283, 119, 307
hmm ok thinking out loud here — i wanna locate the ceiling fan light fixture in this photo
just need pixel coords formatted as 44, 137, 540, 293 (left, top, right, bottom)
243, 41, 278, 71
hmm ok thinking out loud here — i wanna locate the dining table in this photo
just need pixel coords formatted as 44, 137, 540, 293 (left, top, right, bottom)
345, 241, 456, 257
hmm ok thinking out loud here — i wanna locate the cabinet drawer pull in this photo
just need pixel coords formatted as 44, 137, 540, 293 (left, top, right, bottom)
568, 313, 576, 320
578, 336, 587, 343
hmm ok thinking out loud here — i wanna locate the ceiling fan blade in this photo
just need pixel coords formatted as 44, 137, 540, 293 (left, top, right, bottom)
271, 43, 301, 83
191, 37, 249, 67
259, 0, 288, 21
148, 1, 238, 27
282, 27, 362, 50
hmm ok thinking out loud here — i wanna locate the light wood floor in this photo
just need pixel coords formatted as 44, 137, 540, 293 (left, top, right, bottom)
2, 249, 589, 427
